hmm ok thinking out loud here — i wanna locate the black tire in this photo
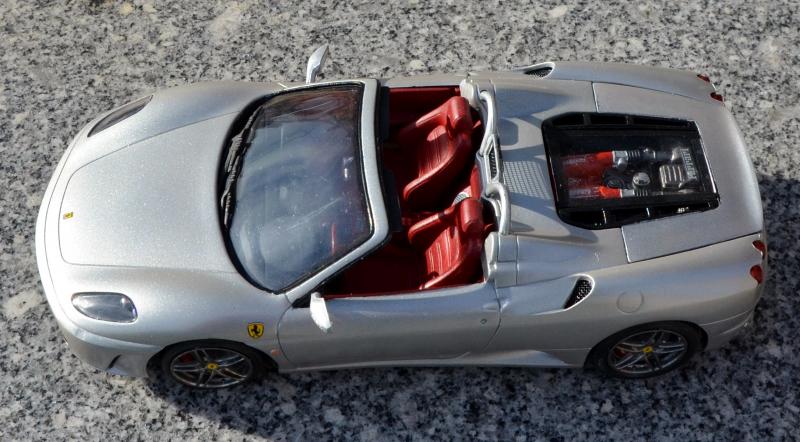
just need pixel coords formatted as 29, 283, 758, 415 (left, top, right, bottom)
589, 322, 702, 379
160, 340, 267, 389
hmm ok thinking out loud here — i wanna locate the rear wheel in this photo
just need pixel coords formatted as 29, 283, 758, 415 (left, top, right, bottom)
590, 322, 702, 379
160, 340, 266, 389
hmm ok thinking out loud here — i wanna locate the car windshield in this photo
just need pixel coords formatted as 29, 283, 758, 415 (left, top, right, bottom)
225, 84, 372, 291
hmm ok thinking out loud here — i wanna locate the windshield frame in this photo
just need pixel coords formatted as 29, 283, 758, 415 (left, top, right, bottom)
219, 80, 390, 299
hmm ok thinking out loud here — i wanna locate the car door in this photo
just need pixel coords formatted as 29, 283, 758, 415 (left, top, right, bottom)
277, 282, 500, 368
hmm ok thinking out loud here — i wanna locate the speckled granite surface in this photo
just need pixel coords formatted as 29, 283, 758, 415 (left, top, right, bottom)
1, 0, 799, 440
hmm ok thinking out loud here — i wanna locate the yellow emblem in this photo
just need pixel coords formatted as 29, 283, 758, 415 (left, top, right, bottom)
247, 322, 264, 339
63, 211, 74, 219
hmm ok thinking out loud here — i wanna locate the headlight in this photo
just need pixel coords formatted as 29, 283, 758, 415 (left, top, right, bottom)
71, 293, 138, 323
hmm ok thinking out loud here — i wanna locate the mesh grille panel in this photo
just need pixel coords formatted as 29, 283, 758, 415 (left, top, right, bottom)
525, 67, 553, 78
564, 279, 593, 308
488, 148, 499, 178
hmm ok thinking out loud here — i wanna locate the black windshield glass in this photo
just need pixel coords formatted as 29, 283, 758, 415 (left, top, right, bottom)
227, 85, 371, 291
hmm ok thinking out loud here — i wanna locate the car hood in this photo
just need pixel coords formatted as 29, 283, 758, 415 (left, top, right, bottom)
46, 81, 283, 272
63, 81, 281, 170
58, 114, 239, 271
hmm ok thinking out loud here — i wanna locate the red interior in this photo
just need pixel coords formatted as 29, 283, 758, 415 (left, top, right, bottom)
324, 87, 493, 299
409, 198, 485, 290
385, 87, 461, 134
383, 89, 481, 212
325, 198, 486, 298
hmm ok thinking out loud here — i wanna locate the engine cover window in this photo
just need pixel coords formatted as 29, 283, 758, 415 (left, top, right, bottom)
543, 113, 718, 229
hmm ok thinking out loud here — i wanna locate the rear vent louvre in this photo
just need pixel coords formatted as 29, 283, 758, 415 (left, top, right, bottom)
525, 66, 553, 78
487, 147, 499, 178
564, 279, 592, 309
551, 113, 694, 129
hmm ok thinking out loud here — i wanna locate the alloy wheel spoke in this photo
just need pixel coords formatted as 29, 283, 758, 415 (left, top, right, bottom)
216, 354, 246, 368
615, 352, 645, 370
172, 362, 205, 373
171, 348, 252, 387
199, 348, 213, 362
195, 369, 211, 386
219, 367, 248, 380
642, 353, 657, 372
650, 351, 663, 369
650, 331, 664, 345
192, 349, 207, 363
654, 345, 686, 355
204, 370, 217, 386
616, 341, 644, 352
611, 329, 689, 375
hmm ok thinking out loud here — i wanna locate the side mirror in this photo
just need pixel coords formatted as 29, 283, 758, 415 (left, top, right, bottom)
305, 44, 329, 84
309, 292, 332, 333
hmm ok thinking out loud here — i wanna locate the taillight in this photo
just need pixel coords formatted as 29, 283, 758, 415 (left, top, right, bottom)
710, 92, 724, 102
697, 73, 711, 82
753, 240, 767, 258
750, 265, 764, 284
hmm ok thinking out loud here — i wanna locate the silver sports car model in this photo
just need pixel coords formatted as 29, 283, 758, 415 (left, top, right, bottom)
36, 46, 766, 389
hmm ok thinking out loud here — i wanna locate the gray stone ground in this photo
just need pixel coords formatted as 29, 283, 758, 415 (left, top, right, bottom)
1, 0, 799, 440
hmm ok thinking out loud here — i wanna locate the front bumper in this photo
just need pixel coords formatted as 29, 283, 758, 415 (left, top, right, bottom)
59, 320, 161, 378
36, 124, 161, 378
39, 243, 161, 378
38, 245, 161, 377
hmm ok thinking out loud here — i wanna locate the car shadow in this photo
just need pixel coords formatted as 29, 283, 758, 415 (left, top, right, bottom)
143, 365, 642, 439
142, 173, 791, 440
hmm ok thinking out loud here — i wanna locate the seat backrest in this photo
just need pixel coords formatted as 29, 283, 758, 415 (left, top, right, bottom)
443, 96, 473, 134
398, 97, 474, 210
407, 198, 484, 290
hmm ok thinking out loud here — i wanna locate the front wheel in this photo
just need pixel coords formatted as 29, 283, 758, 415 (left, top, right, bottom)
589, 322, 702, 379
161, 340, 266, 389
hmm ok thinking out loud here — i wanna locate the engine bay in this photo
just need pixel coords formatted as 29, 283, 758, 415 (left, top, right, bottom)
562, 146, 703, 200
543, 113, 719, 229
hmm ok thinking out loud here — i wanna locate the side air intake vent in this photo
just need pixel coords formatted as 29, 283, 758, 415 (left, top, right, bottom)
564, 279, 593, 309
525, 66, 553, 78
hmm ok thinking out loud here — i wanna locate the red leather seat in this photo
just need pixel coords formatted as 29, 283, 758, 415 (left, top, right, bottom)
393, 96, 474, 210
407, 198, 484, 290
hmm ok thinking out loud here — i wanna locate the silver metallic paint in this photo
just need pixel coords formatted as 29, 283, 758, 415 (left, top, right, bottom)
510, 61, 717, 101
36, 65, 766, 379
278, 283, 500, 368
593, 83, 763, 262
305, 44, 329, 84
60, 114, 239, 271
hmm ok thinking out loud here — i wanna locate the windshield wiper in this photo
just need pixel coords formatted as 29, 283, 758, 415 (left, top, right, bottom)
220, 153, 243, 229
220, 112, 259, 228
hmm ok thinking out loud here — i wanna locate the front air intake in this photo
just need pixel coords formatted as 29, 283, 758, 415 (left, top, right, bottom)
564, 279, 593, 308
88, 95, 152, 137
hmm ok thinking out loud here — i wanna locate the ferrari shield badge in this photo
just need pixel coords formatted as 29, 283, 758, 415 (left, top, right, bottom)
247, 322, 264, 339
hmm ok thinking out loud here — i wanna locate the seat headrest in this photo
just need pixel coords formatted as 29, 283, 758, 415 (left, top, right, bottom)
445, 97, 473, 134
457, 198, 484, 235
